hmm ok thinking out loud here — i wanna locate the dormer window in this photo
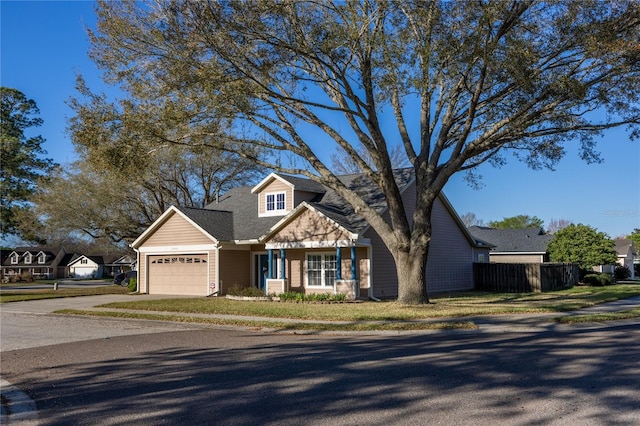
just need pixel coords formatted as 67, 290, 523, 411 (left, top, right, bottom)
265, 192, 286, 214
10, 253, 18, 264
25, 253, 32, 264
38, 254, 46, 264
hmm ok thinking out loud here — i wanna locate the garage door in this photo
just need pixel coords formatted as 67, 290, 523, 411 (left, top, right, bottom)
148, 254, 208, 295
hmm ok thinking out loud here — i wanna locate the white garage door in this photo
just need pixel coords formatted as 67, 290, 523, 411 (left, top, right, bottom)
148, 255, 208, 295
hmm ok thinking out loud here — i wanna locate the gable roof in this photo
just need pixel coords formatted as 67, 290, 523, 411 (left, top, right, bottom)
468, 226, 553, 253
615, 239, 635, 257
251, 172, 326, 194
137, 169, 480, 247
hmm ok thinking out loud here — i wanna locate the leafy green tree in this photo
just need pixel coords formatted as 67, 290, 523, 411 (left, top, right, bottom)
83, 1, 640, 303
547, 224, 617, 271
488, 215, 545, 229
0, 87, 56, 239
627, 229, 640, 250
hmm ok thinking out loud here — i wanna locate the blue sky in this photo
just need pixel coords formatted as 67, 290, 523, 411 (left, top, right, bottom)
2, 1, 639, 238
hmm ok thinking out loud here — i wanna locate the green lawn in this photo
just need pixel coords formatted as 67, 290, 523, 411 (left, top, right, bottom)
92, 284, 640, 321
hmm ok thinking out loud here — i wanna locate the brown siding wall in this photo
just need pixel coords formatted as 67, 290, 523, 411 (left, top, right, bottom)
258, 180, 293, 215
144, 213, 212, 246
219, 250, 251, 291
490, 253, 545, 263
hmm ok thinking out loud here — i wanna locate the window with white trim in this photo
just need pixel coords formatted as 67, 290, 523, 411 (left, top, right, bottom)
10, 253, 18, 264
38, 254, 46, 264
307, 253, 337, 287
265, 192, 286, 214
24, 253, 32, 264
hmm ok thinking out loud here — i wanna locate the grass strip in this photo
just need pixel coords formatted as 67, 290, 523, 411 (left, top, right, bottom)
54, 309, 478, 332
555, 308, 640, 324
0, 286, 130, 303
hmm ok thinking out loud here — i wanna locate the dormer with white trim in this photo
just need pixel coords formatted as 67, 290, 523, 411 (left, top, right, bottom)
251, 173, 326, 217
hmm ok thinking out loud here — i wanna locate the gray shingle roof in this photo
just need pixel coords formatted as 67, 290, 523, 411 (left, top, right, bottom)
468, 226, 553, 253
175, 206, 236, 241
185, 169, 416, 241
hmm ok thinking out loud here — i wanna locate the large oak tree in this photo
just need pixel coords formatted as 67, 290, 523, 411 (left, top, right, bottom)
82, 0, 639, 303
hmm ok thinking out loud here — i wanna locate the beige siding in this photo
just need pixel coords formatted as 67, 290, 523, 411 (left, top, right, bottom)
279, 247, 369, 294
270, 209, 350, 243
219, 250, 251, 291
283, 250, 305, 291
258, 179, 293, 215
144, 212, 213, 246
490, 253, 545, 263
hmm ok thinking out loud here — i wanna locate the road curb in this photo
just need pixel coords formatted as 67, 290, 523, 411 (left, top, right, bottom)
1, 378, 38, 425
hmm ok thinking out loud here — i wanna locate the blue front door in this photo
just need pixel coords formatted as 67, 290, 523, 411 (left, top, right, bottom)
256, 254, 269, 290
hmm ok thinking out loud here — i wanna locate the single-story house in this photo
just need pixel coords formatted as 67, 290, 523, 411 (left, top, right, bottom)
1, 247, 69, 280
131, 169, 490, 299
68, 253, 137, 279
68, 254, 107, 279
104, 254, 137, 278
468, 226, 554, 263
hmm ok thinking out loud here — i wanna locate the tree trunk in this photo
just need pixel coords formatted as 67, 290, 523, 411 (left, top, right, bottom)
395, 243, 430, 304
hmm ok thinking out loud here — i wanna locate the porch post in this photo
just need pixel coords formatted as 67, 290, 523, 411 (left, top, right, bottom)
280, 249, 286, 279
350, 246, 357, 280
336, 247, 342, 280
268, 249, 274, 279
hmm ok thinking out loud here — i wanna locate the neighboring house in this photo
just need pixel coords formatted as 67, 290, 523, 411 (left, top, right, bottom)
131, 169, 490, 299
468, 227, 554, 263
614, 239, 636, 279
68, 254, 105, 279
0, 249, 11, 281
1, 247, 69, 281
68, 253, 137, 279
103, 254, 137, 278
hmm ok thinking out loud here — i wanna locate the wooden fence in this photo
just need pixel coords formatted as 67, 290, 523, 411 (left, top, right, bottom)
473, 262, 579, 293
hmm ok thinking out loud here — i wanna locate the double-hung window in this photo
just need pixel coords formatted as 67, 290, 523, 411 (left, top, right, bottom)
307, 253, 337, 287
265, 192, 286, 214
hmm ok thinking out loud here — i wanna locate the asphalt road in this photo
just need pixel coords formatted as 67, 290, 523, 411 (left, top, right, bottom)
1, 299, 640, 425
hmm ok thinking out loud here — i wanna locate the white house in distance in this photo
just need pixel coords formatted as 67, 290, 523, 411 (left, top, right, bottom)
615, 239, 636, 279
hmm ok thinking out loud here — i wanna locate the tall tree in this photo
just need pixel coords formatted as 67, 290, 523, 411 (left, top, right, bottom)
488, 215, 545, 229
547, 224, 617, 271
547, 218, 573, 234
0, 87, 56, 239
460, 213, 485, 228
85, 1, 640, 303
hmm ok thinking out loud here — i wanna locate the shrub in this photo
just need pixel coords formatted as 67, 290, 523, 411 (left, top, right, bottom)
582, 273, 612, 286
615, 265, 631, 281
278, 292, 347, 302
127, 278, 138, 292
227, 286, 266, 297
279, 292, 304, 302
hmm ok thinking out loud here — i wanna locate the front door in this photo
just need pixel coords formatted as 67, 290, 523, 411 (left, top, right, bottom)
255, 254, 269, 290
